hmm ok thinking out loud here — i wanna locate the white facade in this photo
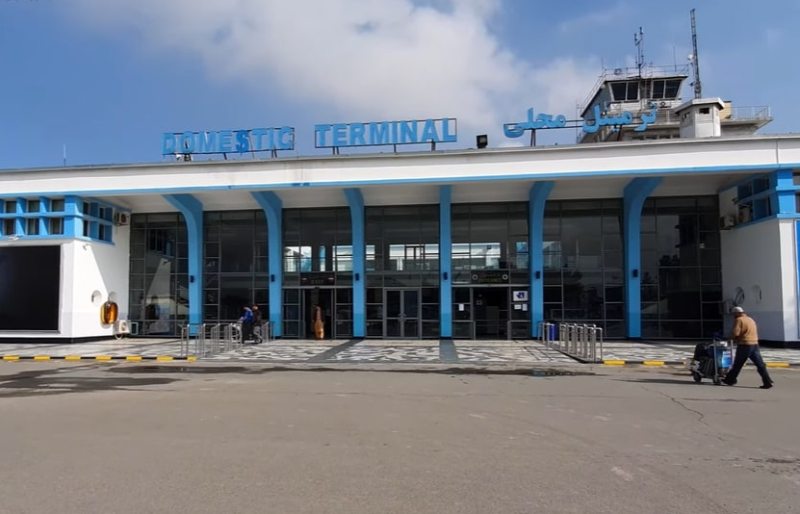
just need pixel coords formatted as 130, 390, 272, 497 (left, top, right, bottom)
2, 135, 800, 343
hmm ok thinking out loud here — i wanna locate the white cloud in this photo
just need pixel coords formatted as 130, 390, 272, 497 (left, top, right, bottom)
70, 0, 599, 141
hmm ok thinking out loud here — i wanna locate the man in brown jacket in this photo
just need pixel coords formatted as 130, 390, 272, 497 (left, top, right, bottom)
723, 306, 774, 389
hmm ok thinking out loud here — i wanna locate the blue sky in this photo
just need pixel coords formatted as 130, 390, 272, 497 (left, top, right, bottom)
1, 0, 798, 169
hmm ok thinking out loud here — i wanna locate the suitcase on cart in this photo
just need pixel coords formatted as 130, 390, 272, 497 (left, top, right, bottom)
690, 339, 733, 385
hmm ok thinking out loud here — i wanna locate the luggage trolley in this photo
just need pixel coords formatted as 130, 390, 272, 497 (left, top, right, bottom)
689, 337, 733, 385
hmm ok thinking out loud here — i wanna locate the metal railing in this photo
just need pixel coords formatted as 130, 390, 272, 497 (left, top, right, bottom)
180, 323, 206, 357
180, 321, 271, 358
539, 322, 603, 362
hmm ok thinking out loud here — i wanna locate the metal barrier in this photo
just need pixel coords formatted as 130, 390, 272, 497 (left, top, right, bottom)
538, 321, 603, 362
180, 323, 206, 357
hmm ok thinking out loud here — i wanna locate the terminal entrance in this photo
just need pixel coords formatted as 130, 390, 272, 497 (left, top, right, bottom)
384, 288, 420, 338
303, 288, 333, 340
453, 286, 530, 340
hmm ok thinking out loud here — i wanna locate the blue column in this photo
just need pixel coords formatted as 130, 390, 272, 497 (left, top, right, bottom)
440, 185, 452, 338
529, 181, 554, 337
39, 197, 49, 236
252, 191, 284, 338
14, 198, 25, 235
623, 177, 661, 339
64, 195, 81, 237
774, 169, 796, 215
344, 189, 366, 338
164, 194, 204, 328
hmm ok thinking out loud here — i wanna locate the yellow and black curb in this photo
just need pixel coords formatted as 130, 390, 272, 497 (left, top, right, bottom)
601, 359, 797, 368
1, 355, 197, 363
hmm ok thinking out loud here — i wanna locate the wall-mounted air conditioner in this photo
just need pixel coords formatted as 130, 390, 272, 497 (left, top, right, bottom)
113, 212, 130, 226
719, 215, 736, 230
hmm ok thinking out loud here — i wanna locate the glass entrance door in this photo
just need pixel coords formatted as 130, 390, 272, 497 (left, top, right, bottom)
385, 289, 420, 338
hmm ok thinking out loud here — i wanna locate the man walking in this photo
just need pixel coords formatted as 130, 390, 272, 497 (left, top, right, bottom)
723, 306, 774, 389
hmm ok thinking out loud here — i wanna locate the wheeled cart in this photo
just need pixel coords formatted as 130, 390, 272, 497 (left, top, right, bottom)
689, 339, 733, 385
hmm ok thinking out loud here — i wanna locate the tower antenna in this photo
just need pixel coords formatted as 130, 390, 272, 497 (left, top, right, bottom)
690, 8, 702, 98
634, 26, 645, 79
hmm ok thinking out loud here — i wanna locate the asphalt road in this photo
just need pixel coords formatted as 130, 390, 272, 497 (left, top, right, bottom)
0, 362, 798, 514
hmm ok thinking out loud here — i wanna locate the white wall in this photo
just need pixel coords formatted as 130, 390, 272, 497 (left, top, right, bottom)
64, 224, 131, 339
720, 218, 790, 341
778, 220, 799, 341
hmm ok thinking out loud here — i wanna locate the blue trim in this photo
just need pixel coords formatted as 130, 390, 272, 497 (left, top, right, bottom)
529, 181, 554, 337
163, 194, 204, 328
38, 197, 48, 236
14, 199, 24, 235
439, 185, 452, 338
796, 221, 800, 340
623, 177, 661, 339
63, 195, 80, 237
344, 189, 366, 338
252, 191, 284, 338
774, 169, 796, 215
2, 164, 798, 199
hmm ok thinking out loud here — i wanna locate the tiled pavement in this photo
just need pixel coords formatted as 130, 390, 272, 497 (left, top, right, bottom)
599, 341, 800, 364
1, 338, 798, 366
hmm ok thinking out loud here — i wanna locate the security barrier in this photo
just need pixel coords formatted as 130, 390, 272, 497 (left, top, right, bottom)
180, 323, 206, 357
538, 322, 603, 362
180, 321, 270, 358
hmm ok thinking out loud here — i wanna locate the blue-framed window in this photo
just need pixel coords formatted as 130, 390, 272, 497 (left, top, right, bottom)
0, 195, 120, 243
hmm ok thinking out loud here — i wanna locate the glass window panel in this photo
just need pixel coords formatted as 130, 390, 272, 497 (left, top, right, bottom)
701, 287, 721, 302
417, 288, 435, 303
367, 305, 383, 320
367, 321, 383, 337
335, 288, 352, 304
543, 286, 562, 303
605, 285, 623, 302
605, 303, 624, 319
26, 218, 39, 235
702, 302, 721, 320
421, 304, 439, 319
641, 302, 659, 319
422, 321, 439, 338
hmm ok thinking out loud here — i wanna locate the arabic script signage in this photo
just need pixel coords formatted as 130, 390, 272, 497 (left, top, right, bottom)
504, 107, 657, 139
162, 127, 295, 155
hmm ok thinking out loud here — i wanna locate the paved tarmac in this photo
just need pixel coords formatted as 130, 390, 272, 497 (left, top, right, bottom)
2, 338, 799, 366
0, 361, 797, 513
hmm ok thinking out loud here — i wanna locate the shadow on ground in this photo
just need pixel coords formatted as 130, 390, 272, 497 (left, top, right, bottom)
106, 365, 595, 377
617, 377, 762, 389
0, 366, 182, 398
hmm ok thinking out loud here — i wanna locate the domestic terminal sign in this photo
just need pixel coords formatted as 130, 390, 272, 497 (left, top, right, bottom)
314, 118, 457, 148
162, 127, 295, 155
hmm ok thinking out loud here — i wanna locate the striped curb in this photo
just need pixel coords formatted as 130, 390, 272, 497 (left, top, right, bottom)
601, 359, 798, 367
1, 355, 197, 362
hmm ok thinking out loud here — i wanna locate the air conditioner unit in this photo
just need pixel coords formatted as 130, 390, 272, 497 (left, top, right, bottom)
114, 319, 130, 334
738, 206, 752, 224
113, 212, 129, 226
719, 214, 736, 230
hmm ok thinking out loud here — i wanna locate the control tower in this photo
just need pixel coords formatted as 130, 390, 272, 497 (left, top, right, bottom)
577, 65, 772, 144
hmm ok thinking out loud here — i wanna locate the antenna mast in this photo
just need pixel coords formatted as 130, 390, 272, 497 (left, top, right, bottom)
690, 8, 702, 98
634, 27, 645, 79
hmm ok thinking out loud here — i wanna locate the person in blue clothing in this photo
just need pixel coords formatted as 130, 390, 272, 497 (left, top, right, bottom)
239, 305, 254, 343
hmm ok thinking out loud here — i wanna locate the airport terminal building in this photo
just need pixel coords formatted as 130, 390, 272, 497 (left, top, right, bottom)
2, 68, 799, 344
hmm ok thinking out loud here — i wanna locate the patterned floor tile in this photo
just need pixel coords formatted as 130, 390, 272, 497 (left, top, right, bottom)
330, 345, 441, 362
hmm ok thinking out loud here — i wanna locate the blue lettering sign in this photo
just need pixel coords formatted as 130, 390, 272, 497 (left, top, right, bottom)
314, 118, 458, 148
235, 130, 250, 152
162, 127, 296, 155
503, 107, 655, 140
370, 122, 390, 145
